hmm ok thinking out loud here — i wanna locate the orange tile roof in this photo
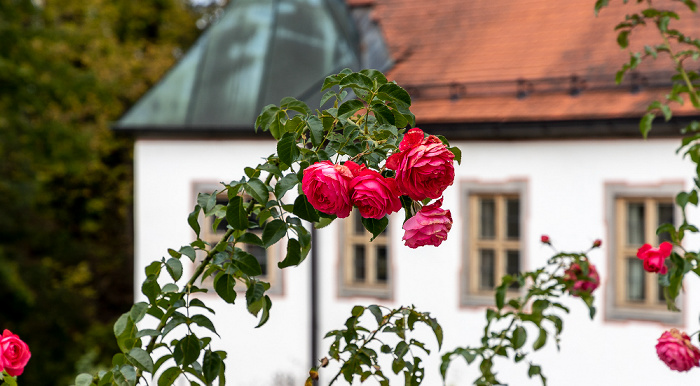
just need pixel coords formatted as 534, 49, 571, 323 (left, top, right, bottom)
356, 0, 700, 123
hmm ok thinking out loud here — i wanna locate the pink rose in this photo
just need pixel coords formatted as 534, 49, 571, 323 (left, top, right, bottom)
301, 160, 363, 218
386, 128, 455, 201
637, 242, 672, 274
656, 329, 700, 372
562, 263, 600, 297
402, 198, 452, 248
349, 169, 402, 219
0, 329, 31, 377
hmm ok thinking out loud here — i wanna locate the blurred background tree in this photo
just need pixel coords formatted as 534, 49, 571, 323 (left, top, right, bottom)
0, 0, 225, 383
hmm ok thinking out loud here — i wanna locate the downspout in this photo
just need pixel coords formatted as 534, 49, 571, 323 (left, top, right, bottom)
310, 225, 319, 384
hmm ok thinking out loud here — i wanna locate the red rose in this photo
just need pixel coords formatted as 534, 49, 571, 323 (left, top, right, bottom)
592, 239, 602, 248
402, 198, 452, 248
0, 329, 31, 377
302, 161, 363, 218
637, 242, 672, 274
656, 329, 700, 372
349, 169, 402, 219
540, 235, 550, 244
386, 128, 455, 201
562, 263, 600, 297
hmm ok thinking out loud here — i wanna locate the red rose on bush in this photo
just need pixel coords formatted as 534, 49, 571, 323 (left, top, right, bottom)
637, 242, 672, 274
540, 235, 550, 244
656, 328, 700, 372
386, 128, 455, 201
349, 169, 402, 219
402, 198, 452, 248
562, 263, 600, 297
301, 160, 363, 218
0, 329, 31, 377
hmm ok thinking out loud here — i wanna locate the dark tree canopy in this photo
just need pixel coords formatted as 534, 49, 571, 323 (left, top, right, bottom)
0, 0, 220, 383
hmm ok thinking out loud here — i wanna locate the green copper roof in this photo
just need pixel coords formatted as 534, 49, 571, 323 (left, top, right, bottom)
115, 0, 360, 130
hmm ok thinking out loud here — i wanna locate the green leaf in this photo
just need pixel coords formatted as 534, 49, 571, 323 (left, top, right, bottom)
188, 205, 201, 238
279, 238, 302, 268
75, 373, 94, 386
275, 173, 299, 199
533, 328, 547, 351
178, 334, 201, 366
191, 314, 219, 337
293, 194, 320, 222
262, 219, 287, 248
640, 112, 655, 139
126, 347, 154, 374
237, 232, 263, 246
142, 276, 161, 304
368, 305, 383, 324
280, 96, 311, 115
528, 364, 541, 378
512, 326, 527, 349
165, 258, 183, 281
246, 281, 267, 316
377, 83, 412, 106
307, 116, 324, 146
203, 350, 222, 385
617, 30, 630, 48
428, 317, 443, 349
256, 295, 272, 327
244, 178, 269, 205
158, 367, 181, 386
338, 100, 365, 119
495, 285, 506, 310
277, 132, 300, 166
361, 216, 389, 241
233, 249, 263, 276
180, 245, 197, 262
339, 72, 374, 90
226, 195, 249, 230
448, 146, 462, 165
129, 302, 148, 323
214, 273, 237, 304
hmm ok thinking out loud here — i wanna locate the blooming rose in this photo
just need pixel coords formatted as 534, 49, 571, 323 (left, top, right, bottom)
0, 329, 31, 377
562, 263, 600, 297
301, 160, 363, 218
386, 128, 455, 201
349, 169, 402, 219
637, 242, 672, 274
402, 198, 452, 248
656, 329, 700, 372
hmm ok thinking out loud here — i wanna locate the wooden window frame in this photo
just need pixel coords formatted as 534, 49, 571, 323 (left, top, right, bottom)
193, 182, 282, 295
338, 209, 392, 299
605, 183, 682, 324
461, 181, 527, 306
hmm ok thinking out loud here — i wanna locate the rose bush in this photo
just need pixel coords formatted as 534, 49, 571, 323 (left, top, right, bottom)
386, 128, 455, 201
656, 329, 700, 372
562, 262, 600, 297
637, 242, 672, 274
401, 198, 452, 248
0, 329, 31, 377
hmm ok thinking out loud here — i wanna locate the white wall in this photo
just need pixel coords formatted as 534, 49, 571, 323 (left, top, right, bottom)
135, 136, 700, 385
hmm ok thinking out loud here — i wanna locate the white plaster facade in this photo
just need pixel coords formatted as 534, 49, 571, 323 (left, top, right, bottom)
134, 136, 700, 385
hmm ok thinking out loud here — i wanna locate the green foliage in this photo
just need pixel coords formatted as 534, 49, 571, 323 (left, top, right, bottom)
314, 305, 442, 386
440, 250, 597, 385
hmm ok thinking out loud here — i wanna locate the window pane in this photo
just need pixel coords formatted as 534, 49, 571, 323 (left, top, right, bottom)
626, 257, 645, 302
376, 246, 388, 283
353, 245, 366, 282
354, 212, 365, 235
480, 198, 496, 239
657, 202, 674, 243
479, 249, 495, 290
248, 244, 268, 276
627, 203, 645, 245
506, 198, 520, 239
658, 283, 666, 303
506, 250, 520, 289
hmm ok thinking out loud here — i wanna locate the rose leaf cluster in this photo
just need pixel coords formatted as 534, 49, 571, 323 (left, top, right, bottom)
301, 128, 455, 248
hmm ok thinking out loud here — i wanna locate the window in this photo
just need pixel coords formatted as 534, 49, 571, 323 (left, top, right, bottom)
461, 181, 526, 306
193, 183, 281, 295
605, 184, 682, 324
339, 209, 391, 298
